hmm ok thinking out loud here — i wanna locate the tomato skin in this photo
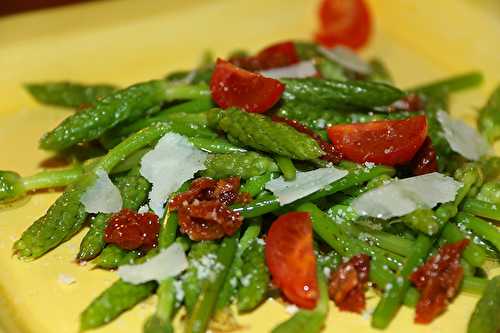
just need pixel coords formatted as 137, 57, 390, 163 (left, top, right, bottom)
230, 41, 300, 71
210, 59, 285, 113
327, 115, 428, 166
315, 0, 371, 50
265, 212, 318, 309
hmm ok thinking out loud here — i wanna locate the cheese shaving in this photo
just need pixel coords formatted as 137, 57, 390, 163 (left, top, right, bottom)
318, 46, 372, 75
352, 172, 462, 219
117, 243, 188, 284
140, 133, 208, 217
259, 60, 317, 79
265, 167, 348, 205
437, 111, 489, 161
80, 168, 122, 214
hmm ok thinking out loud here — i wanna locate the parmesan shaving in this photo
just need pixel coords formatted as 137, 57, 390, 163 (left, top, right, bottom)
318, 46, 372, 75
140, 133, 208, 217
259, 60, 317, 79
352, 172, 462, 219
117, 243, 188, 284
265, 167, 348, 205
437, 111, 489, 161
80, 168, 122, 214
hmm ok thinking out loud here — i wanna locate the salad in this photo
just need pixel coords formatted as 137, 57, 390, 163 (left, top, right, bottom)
1, 1, 500, 333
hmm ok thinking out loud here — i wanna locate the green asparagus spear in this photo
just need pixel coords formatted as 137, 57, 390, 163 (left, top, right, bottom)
371, 234, 433, 329
455, 212, 500, 252
274, 155, 296, 181
476, 181, 500, 204
271, 265, 329, 333
237, 238, 269, 312
184, 233, 238, 333
208, 108, 324, 160
0, 165, 83, 203
25, 82, 117, 108
94, 245, 141, 269
100, 98, 215, 148
467, 276, 500, 333
410, 71, 483, 96
202, 152, 278, 179
14, 124, 168, 259
440, 223, 486, 267
216, 218, 262, 311
240, 173, 278, 197
80, 279, 156, 330
477, 85, 500, 143
462, 198, 500, 221
281, 78, 405, 109
143, 211, 180, 333
40, 80, 208, 151
77, 170, 150, 261
182, 241, 219, 314
188, 137, 246, 154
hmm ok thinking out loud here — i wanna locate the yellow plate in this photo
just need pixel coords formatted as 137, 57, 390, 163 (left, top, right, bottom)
0, 0, 499, 332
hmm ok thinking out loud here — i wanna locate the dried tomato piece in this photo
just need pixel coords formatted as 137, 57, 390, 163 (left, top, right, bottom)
410, 239, 469, 324
178, 200, 243, 241
410, 137, 438, 176
328, 254, 370, 313
169, 177, 248, 241
169, 177, 217, 210
229, 41, 300, 71
271, 115, 343, 163
104, 209, 160, 251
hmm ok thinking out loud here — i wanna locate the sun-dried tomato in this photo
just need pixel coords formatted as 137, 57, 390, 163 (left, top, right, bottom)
410, 239, 469, 324
104, 209, 160, 251
169, 177, 217, 210
178, 200, 243, 241
328, 254, 370, 313
410, 137, 438, 176
169, 177, 248, 241
271, 115, 343, 163
229, 41, 300, 71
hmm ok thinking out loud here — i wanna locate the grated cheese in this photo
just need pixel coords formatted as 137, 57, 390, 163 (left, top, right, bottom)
265, 167, 348, 205
140, 133, 208, 217
80, 168, 122, 214
117, 243, 188, 284
352, 172, 462, 219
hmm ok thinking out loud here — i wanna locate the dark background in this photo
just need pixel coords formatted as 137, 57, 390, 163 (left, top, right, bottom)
0, 0, 94, 17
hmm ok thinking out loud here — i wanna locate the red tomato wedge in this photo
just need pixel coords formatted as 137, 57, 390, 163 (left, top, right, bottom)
265, 212, 318, 309
327, 116, 428, 166
315, 0, 371, 50
230, 41, 300, 71
210, 58, 285, 113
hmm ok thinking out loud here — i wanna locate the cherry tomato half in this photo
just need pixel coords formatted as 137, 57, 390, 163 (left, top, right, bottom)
315, 0, 372, 50
265, 212, 318, 309
327, 115, 428, 166
210, 58, 285, 113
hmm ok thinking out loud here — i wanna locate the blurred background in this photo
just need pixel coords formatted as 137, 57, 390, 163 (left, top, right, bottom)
0, 0, 94, 16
